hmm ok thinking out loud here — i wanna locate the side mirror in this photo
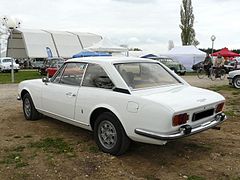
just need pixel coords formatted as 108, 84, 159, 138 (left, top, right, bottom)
93, 76, 114, 89
42, 77, 49, 84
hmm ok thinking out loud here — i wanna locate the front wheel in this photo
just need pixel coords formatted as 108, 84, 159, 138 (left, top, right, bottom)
197, 68, 205, 79
233, 76, 240, 89
22, 93, 42, 120
210, 69, 216, 81
94, 112, 131, 155
219, 69, 226, 80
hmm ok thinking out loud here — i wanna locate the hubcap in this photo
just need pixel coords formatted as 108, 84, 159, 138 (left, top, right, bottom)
98, 120, 117, 149
235, 78, 240, 88
24, 98, 31, 117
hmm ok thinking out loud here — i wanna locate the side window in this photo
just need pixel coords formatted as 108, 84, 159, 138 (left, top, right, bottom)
51, 64, 66, 83
59, 63, 86, 86
82, 64, 114, 89
52, 62, 86, 86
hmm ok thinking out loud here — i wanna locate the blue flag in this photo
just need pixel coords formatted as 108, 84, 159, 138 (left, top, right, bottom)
46, 47, 53, 58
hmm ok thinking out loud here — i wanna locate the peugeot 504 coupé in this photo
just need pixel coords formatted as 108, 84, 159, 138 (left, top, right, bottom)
18, 57, 226, 155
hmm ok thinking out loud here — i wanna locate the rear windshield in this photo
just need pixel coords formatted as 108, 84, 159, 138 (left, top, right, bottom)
114, 62, 181, 90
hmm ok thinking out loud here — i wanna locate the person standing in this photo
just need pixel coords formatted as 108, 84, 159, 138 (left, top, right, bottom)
203, 54, 213, 76
214, 54, 224, 77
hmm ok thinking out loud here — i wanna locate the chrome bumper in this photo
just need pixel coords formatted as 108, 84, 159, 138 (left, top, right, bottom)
135, 113, 226, 141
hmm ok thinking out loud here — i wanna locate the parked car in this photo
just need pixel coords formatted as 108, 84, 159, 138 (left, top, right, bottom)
143, 55, 186, 75
0, 57, 20, 72
228, 70, 240, 88
39, 58, 64, 76
17, 57, 227, 155
31, 59, 44, 69
46, 60, 65, 77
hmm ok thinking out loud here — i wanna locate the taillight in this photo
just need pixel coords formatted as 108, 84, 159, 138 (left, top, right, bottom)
172, 113, 189, 126
216, 102, 224, 113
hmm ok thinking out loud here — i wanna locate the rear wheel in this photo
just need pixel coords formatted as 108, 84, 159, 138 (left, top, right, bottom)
94, 112, 131, 155
179, 71, 186, 76
22, 93, 42, 120
219, 69, 226, 80
197, 68, 205, 79
233, 76, 240, 89
210, 69, 216, 81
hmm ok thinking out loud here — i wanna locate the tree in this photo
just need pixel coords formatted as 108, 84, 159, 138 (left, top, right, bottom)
179, 0, 199, 46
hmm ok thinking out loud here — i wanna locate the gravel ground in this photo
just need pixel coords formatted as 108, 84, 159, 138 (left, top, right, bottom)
182, 76, 228, 88
0, 76, 239, 180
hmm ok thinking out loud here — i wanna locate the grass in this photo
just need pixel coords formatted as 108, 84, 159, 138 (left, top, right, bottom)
30, 138, 74, 154
224, 110, 236, 116
144, 175, 159, 180
208, 85, 236, 92
0, 152, 29, 168
0, 70, 42, 84
187, 175, 205, 180
12, 145, 25, 152
185, 71, 197, 76
89, 145, 99, 153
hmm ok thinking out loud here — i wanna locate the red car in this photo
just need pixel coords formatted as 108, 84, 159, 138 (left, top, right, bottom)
39, 58, 65, 77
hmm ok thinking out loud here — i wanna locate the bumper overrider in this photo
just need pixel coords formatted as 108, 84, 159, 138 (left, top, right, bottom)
135, 113, 226, 141
227, 76, 233, 85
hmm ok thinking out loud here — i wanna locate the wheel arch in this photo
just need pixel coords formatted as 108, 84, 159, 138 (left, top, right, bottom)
20, 88, 36, 105
21, 89, 30, 100
89, 106, 124, 131
233, 74, 240, 79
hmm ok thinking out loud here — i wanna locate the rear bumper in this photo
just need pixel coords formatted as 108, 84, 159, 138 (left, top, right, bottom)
135, 113, 226, 141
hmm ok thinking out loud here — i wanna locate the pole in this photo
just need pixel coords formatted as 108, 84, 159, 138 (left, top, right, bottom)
211, 40, 214, 62
10, 29, 14, 83
211, 35, 216, 63
11, 58, 14, 83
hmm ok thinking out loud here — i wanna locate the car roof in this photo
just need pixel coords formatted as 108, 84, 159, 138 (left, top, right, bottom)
66, 56, 157, 65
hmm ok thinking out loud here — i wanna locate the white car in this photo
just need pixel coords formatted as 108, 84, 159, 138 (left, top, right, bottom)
17, 57, 227, 155
0, 57, 20, 72
228, 70, 240, 88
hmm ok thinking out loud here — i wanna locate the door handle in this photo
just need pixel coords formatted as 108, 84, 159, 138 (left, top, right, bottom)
66, 92, 76, 97
66, 92, 72, 96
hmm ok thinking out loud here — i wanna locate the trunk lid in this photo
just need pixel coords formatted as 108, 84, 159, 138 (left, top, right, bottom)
132, 85, 225, 112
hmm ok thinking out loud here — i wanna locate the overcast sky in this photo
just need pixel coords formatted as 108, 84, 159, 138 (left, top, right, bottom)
1, 0, 240, 52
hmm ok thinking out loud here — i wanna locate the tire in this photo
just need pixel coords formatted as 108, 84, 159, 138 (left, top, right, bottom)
179, 71, 186, 76
219, 69, 226, 80
22, 93, 42, 120
94, 112, 131, 155
170, 68, 177, 73
210, 69, 216, 81
233, 76, 240, 89
197, 68, 205, 79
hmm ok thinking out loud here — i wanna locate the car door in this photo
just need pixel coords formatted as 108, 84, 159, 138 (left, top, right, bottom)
74, 63, 115, 125
42, 62, 87, 120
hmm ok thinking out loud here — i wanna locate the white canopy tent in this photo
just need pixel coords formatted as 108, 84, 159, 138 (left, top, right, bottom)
86, 38, 128, 56
7, 29, 58, 58
164, 46, 206, 70
73, 32, 102, 48
44, 30, 83, 58
6, 28, 102, 59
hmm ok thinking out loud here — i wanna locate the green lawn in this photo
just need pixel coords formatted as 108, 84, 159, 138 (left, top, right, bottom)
0, 70, 43, 84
